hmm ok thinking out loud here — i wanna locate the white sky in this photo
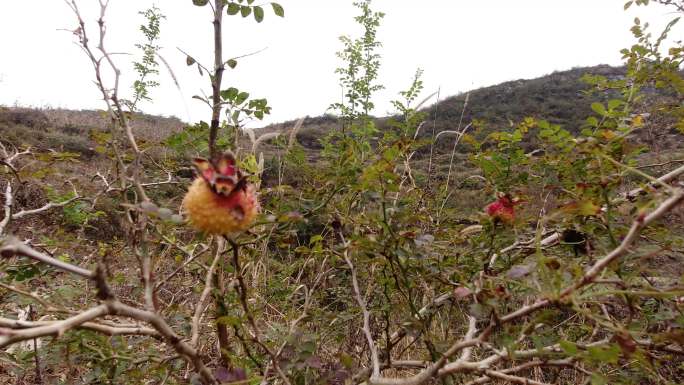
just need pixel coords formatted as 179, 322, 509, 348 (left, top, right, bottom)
0, 1, 680, 128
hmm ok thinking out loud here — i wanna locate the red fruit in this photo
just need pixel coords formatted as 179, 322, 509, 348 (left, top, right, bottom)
485, 195, 517, 224
182, 152, 259, 235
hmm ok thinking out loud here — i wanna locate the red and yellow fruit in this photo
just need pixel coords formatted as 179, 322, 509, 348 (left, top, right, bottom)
182, 152, 259, 235
485, 193, 520, 224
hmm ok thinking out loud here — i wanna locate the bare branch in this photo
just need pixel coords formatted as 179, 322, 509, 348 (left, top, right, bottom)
481, 370, 553, 385
228, 238, 292, 385
191, 242, 222, 347
65, 0, 149, 201
459, 316, 478, 362
0, 183, 12, 235
625, 163, 684, 201
0, 282, 68, 313
107, 300, 218, 385
11, 195, 84, 220
0, 237, 218, 384
341, 237, 380, 379
563, 188, 684, 296
209, 0, 225, 158
0, 236, 96, 279
464, 359, 580, 385
0, 317, 159, 338
155, 240, 210, 291
0, 304, 109, 348
636, 158, 684, 169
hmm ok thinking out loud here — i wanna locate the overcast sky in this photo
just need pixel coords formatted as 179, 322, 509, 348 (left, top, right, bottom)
0, 1, 680, 127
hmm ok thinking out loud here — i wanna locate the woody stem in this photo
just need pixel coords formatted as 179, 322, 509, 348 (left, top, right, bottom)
213, 236, 232, 368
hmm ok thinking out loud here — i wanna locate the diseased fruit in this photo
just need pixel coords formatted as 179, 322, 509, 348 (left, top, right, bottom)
182, 152, 259, 235
485, 193, 519, 224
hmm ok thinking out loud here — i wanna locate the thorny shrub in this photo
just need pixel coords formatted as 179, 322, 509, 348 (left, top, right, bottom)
1, 0, 684, 384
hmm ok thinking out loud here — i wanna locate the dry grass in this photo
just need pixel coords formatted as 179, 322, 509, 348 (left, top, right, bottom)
0, 106, 185, 145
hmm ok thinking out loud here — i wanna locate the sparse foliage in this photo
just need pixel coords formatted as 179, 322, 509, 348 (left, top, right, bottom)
124, 6, 165, 111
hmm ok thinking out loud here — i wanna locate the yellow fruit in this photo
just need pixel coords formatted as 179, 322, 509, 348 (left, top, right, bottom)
181, 152, 259, 235
183, 178, 259, 235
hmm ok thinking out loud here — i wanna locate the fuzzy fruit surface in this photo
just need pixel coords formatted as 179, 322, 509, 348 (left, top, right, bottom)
183, 177, 259, 235
486, 196, 516, 224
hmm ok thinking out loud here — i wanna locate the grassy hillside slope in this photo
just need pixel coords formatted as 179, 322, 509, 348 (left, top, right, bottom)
2, 64, 681, 169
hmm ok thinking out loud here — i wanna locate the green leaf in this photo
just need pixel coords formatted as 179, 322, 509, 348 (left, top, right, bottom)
577, 200, 600, 216
186, 55, 196, 66
226, 59, 237, 69
192, 0, 209, 6
227, 2, 240, 15
236, 91, 250, 105
591, 373, 607, 385
253, 6, 264, 22
216, 316, 242, 327
588, 344, 620, 364
300, 340, 316, 354
562, 200, 601, 216
559, 340, 578, 356
339, 353, 354, 369
271, 2, 284, 17
240, 5, 252, 17
591, 102, 606, 116
586, 116, 599, 127
607, 99, 624, 110
624, 1, 633, 10
220, 87, 239, 101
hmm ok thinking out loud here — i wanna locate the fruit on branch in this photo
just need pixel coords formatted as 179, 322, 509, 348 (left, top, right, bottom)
485, 193, 520, 224
182, 152, 259, 235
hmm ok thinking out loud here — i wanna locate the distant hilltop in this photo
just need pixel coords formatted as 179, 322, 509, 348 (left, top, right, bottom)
2, 64, 681, 155
263, 64, 681, 151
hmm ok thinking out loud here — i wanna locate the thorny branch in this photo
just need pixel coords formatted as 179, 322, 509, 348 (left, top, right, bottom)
340, 232, 381, 380
191, 239, 223, 347
0, 1, 681, 384
0, 2, 234, 384
209, 0, 225, 158
63, 0, 149, 202
348, 186, 684, 385
0, 147, 85, 236
0, 236, 219, 385
490, 162, 684, 268
228, 238, 293, 385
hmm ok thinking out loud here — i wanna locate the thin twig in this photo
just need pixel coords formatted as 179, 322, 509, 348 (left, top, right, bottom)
191, 240, 223, 347
1, 236, 95, 279
340, 233, 380, 379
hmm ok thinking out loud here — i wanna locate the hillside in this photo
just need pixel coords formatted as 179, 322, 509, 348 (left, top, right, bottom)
264, 64, 682, 152
0, 107, 185, 156
2, 64, 681, 158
